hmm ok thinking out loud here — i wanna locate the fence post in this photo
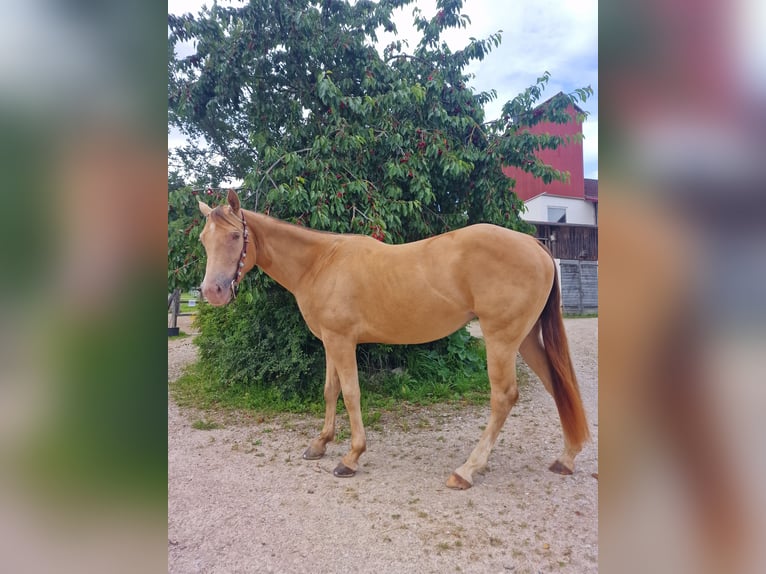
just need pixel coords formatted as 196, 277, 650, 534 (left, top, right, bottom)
169, 288, 181, 329
576, 258, 584, 315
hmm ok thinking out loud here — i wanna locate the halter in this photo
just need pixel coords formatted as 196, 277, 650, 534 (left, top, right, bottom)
229, 211, 249, 300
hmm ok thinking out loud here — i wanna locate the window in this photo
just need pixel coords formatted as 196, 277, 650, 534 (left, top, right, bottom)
548, 206, 567, 223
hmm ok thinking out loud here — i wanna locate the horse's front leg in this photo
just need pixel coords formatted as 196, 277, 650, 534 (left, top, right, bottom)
303, 355, 340, 460
322, 334, 366, 477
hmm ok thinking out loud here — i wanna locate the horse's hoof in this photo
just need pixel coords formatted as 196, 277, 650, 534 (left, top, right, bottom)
549, 460, 573, 475
302, 446, 325, 460
333, 463, 356, 477
446, 472, 472, 490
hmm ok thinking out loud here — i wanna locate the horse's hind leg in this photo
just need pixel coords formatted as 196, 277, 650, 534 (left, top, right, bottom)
447, 331, 522, 490
518, 324, 581, 474
303, 356, 340, 460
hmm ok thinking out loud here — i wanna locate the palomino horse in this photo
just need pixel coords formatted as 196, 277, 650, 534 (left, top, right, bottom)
198, 190, 590, 489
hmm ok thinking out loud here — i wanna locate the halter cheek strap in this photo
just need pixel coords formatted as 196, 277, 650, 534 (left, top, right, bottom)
229, 211, 249, 300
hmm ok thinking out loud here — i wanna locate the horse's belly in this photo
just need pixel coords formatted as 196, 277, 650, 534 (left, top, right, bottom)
300, 265, 477, 344
358, 307, 475, 345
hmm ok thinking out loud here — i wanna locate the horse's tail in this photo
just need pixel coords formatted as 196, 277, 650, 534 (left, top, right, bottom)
539, 264, 591, 448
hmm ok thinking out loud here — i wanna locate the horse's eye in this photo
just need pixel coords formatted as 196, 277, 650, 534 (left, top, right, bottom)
230, 232, 241, 241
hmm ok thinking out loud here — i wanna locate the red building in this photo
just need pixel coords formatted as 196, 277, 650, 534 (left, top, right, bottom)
502, 94, 586, 204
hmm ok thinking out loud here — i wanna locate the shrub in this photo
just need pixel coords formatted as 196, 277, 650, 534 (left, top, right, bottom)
195, 285, 325, 402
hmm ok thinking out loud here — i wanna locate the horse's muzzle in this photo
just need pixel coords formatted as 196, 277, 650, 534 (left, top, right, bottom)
201, 278, 234, 306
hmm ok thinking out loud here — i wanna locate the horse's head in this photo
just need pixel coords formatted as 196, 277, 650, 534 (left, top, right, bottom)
197, 189, 255, 306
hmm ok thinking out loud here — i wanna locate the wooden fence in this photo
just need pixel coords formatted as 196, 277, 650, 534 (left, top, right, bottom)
557, 259, 598, 315
532, 222, 598, 261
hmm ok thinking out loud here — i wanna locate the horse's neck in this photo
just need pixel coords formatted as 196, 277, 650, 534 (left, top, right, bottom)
245, 211, 327, 293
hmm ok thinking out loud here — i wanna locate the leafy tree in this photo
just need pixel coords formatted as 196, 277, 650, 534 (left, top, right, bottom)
168, 0, 591, 397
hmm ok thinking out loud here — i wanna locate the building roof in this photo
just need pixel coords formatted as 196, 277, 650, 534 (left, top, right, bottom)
537, 91, 585, 116
584, 178, 598, 202
521, 191, 591, 203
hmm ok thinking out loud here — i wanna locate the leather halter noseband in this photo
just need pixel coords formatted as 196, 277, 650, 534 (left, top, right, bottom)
230, 211, 249, 300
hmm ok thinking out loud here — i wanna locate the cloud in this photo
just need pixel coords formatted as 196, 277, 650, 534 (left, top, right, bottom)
468, 1, 597, 111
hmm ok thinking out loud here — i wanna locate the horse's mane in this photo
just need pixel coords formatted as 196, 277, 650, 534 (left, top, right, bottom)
211, 205, 349, 239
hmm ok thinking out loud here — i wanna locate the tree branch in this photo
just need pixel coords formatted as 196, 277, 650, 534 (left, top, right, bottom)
255, 147, 312, 195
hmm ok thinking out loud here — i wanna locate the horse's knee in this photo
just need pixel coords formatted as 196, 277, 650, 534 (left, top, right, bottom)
491, 384, 519, 412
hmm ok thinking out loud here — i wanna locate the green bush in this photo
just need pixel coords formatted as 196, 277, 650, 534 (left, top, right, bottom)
360, 328, 488, 405
195, 284, 325, 403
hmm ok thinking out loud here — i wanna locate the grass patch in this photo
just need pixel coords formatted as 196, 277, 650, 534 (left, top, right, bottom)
172, 362, 314, 414
179, 302, 198, 314
359, 367, 490, 411
169, 291, 203, 315
191, 419, 219, 430
170, 352, 492, 420
563, 312, 598, 318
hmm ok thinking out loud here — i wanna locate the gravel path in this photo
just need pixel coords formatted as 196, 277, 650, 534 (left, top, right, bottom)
168, 317, 598, 573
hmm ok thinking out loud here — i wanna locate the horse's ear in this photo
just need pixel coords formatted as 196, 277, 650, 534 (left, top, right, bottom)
198, 201, 213, 217
227, 189, 241, 213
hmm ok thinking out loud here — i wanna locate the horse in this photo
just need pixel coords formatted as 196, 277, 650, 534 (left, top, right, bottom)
197, 189, 590, 489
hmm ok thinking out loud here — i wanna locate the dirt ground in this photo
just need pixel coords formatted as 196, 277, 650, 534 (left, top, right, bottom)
168, 316, 598, 573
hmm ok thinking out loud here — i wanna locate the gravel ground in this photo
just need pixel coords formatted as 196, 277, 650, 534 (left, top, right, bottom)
168, 317, 598, 573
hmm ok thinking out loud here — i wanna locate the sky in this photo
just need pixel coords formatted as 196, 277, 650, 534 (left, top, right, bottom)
168, 0, 598, 179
